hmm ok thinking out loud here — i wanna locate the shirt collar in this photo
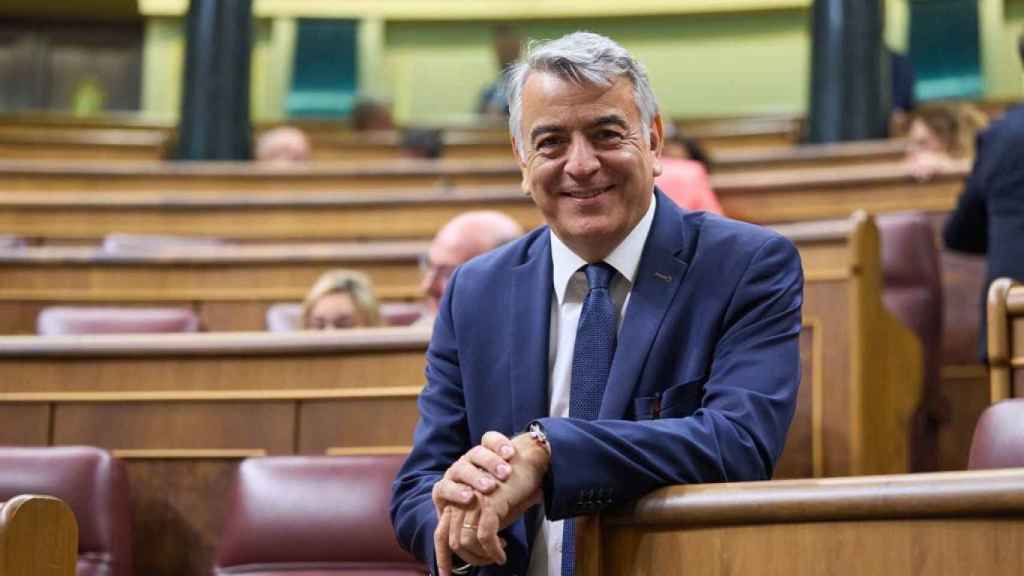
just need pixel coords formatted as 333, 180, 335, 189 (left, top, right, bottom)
550, 192, 657, 304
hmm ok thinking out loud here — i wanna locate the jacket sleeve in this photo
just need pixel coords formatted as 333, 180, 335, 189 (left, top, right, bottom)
943, 131, 990, 254
537, 235, 803, 520
390, 268, 471, 573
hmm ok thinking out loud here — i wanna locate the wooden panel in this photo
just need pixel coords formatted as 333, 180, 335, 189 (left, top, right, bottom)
52, 402, 295, 452
802, 282, 852, 475
773, 325, 815, 478
937, 368, 990, 471
123, 458, 239, 576
0, 404, 49, 445
0, 495, 78, 576
586, 469, 1024, 576
299, 396, 420, 453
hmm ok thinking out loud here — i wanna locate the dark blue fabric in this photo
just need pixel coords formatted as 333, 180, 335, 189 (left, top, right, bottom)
390, 189, 804, 576
563, 263, 617, 576
943, 105, 1024, 359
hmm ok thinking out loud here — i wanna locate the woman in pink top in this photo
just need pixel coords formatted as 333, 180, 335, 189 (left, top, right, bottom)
656, 124, 724, 215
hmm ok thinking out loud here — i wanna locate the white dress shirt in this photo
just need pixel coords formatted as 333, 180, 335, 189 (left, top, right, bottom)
526, 194, 657, 576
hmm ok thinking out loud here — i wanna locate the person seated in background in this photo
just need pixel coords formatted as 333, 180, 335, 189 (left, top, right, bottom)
944, 34, 1024, 359
352, 97, 396, 131
255, 126, 312, 164
418, 211, 524, 323
905, 104, 987, 181
302, 270, 381, 330
401, 128, 445, 159
655, 123, 724, 215
477, 24, 522, 120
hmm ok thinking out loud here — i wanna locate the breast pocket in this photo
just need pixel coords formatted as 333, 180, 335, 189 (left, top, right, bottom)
633, 374, 708, 420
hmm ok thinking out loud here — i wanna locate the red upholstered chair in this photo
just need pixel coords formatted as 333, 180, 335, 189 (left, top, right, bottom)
37, 306, 201, 335
0, 446, 134, 576
968, 399, 1024, 469
214, 455, 426, 575
877, 212, 945, 472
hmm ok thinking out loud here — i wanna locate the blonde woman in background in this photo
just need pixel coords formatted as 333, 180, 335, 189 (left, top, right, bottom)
302, 270, 381, 330
905, 103, 988, 181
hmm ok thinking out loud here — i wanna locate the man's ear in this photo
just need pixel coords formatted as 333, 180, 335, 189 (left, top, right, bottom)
650, 114, 665, 177
511, 137, 532, 197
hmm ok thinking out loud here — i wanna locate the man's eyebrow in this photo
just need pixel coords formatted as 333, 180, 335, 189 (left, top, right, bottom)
591, 115, 629, 129
529, 124, 563, 142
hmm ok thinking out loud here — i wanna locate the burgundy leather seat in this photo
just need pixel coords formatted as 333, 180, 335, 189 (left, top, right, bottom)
968, 399, 1024, 469
877, 212, 945, 472
214, 455, 425, 575
37, 306, 201, 335
0, 446, 134, 576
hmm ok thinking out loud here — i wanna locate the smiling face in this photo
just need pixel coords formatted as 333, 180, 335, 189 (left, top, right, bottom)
514, 71, 663, 262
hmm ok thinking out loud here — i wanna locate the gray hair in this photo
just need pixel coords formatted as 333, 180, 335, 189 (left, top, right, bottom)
505, 31, 659, 159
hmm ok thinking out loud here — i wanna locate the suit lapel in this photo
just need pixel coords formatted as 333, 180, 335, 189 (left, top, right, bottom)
600, 190, 691, 419
510, 230, 553, 432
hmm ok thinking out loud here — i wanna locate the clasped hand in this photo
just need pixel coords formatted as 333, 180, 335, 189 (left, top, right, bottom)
431, 431, 550, 575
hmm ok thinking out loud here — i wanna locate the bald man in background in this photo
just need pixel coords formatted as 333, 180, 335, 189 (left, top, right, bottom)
419, 211, 525, 322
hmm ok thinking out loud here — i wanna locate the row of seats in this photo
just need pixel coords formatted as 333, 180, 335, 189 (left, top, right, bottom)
35, 302, 427, 335
0, 448, 425, 576
2, 400, 1022, 576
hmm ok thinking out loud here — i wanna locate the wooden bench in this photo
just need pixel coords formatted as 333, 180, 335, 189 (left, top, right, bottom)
0, 494, 78, 576
0, 241, 428, 333
987, 278, 1024, 403
0, 163, 964, 242
0, 128, 168, 162
578, 469, 1024, 576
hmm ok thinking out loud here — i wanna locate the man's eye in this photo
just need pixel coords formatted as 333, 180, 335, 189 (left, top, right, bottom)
595, 129, 623, 141
536, 137, 563, 150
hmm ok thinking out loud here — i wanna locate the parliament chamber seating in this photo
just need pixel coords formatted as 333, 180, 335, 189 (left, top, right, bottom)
213, 455, 425, 575
877, 213, 945, 471
968, 399, 1024, 470
37, 306, 202, 335
101, 232, 225, 254
0, 446, 133, 576
0, 494, 78, 576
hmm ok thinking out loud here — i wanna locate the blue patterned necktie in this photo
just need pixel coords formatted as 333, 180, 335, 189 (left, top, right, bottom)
562, 262, 617, 576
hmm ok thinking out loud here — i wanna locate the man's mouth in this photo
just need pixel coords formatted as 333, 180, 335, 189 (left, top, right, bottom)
563, 185, 613, 199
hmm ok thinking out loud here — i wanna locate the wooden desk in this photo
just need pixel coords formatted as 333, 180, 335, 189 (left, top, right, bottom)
0, 241, 428, 333
580, 469, 1024, 576
0, 129, 168, 162
0, 494, 78, 576
987, 279, 1024, 402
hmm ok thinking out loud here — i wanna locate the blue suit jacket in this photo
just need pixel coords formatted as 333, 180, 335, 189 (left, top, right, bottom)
391, 190, 803, 575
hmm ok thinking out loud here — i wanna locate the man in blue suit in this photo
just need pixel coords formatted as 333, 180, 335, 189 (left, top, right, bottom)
391, 32, 803, 576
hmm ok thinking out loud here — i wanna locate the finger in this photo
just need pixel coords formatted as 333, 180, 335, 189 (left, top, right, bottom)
466, 444, 513, 481
481, 430, 516, 460
435, 507, 453, 576
451, 507, 490, 566
433, 476, 475, 510
477, 506, 507, 565
448, 457, 499, 494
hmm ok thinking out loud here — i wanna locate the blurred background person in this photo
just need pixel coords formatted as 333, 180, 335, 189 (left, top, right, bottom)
400, 128, 444, 159
905, 104, 987, 180
351, 97, 395, 131
477, 24, 522, 120
418, 211, 524, 323
255, 126, 312, 164
302, 269, 381, 330
656, 123, 724, 215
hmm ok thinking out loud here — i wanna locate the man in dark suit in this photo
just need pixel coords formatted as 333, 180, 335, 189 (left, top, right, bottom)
943, 35, 1024, 359
391, 32, 803, 576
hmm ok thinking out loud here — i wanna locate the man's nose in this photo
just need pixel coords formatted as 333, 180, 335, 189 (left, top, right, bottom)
564, 136, 600, 180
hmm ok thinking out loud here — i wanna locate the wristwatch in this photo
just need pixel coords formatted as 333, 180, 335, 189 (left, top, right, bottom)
528, 421, 550, 454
